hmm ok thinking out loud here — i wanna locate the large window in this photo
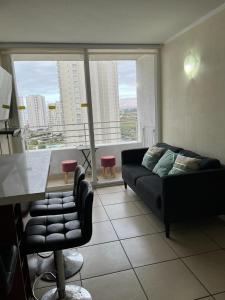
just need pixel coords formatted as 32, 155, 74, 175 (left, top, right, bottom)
13, 56, 139, 150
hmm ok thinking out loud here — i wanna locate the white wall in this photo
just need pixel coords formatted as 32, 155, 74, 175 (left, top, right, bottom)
162, 8, 225, 163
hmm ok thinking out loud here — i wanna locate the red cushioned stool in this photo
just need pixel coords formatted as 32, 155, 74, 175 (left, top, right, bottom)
61, 160, 77, 184
101, 156, 116, 178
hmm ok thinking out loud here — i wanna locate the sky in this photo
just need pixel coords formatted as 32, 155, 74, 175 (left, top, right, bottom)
14, 60, 137, 103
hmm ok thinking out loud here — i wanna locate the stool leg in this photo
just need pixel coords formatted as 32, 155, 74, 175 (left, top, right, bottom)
64, 172, 68, 184
37, 249, 84, 281
55, 251, 66, 299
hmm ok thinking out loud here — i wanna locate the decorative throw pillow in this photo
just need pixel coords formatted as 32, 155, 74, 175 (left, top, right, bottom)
168, 154, 202, 175
142, 145, 166, 171
153, 150, 178, 177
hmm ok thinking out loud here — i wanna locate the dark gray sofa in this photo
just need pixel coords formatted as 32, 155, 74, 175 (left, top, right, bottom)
122, 143, 225, 237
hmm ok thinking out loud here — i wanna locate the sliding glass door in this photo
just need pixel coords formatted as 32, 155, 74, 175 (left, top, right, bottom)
88, 50, 158, 185
11, 49, 159, 187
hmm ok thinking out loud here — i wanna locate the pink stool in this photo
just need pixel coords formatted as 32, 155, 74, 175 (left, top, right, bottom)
61, 160, 77, 184
101, 156, 116, 178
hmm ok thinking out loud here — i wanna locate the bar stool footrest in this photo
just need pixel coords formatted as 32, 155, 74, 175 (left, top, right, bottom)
37, 250, 83, 281
41, 285, 92, 300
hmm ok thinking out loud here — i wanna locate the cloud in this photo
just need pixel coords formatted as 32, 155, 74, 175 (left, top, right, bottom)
117, 61, 137, 99
13, 60, 137, 102
13, 61, 60, 102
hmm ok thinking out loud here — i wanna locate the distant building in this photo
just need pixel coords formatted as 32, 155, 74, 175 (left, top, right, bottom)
17, 96, 28, 127
26, 95, 47, 128
48, 101, 64, 130
57, 61, 121, 145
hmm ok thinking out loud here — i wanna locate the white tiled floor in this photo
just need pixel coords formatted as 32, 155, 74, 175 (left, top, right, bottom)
34, 185, 225, 300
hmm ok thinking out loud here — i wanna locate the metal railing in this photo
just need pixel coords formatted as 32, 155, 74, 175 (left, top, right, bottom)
22, 119, 138, 150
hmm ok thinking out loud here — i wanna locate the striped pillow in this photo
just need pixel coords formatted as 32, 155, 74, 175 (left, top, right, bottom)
142, 146, 166, 171
169, 154, 202, 175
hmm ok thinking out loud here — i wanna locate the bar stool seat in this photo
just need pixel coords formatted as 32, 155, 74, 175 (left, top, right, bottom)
30, 191, 75, 217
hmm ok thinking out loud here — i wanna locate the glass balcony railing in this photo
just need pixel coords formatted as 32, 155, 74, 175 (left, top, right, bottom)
22, 119, 138, 151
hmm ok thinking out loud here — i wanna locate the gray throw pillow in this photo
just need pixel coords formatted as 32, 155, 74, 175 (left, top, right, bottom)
142, 145, 166, 171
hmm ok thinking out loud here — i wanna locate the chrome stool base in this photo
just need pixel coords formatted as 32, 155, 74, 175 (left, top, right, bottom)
38, 250, 83, 281
41, 285, 92, 300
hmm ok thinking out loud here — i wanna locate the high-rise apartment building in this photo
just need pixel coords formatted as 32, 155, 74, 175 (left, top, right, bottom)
26, 95, 47, 128
48, 101, 64, 129
57, 60, 121, 145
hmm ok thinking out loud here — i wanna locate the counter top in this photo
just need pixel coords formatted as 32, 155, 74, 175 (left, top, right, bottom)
0, 151, 51, 206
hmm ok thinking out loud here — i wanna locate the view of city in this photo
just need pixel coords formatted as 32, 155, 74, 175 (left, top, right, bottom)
14, 60, 138, 150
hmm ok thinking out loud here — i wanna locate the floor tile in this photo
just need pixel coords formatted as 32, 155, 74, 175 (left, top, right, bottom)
35, 281, 81, 298
82, 270, 147, 300
112, 214, 158, 239
96, 186, 123, 195
99, 191, 135, 205
122, 234, 177, 267
79, 241, 131, 279
124, 188, 141, 201
133, 200, 152, 214
203, 218, 225, 248
84, 221, 118, 246
162, 230, 219, 257
92, 206, 108, 222
104, 202, 142, 220
183, 250, 225, 294
145, 213, 165, 232
135, 259, 208, 300
93, 194, 102, 207
214, 292, 225, 299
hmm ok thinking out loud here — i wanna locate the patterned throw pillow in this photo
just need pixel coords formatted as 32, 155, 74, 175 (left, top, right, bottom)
152, 150, 178, 177
168, 154, 202, 175
142, 145, 166, 171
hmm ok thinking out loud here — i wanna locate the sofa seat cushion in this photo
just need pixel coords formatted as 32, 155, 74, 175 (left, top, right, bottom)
180, 150, 221, 170
136, 175, 162, 212
122, 164, 153, 186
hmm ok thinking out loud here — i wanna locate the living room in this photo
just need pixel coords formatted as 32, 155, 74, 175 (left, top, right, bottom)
1, 1, 225, 300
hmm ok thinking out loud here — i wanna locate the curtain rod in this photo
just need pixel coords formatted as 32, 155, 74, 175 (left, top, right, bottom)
0, 42, 162, 50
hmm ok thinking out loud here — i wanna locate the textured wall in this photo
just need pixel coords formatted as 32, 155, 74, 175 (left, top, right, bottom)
162, 8, 225, 163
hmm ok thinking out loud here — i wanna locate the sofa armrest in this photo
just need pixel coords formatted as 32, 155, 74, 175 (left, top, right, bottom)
162, 168, 225, 220
121, 147, 148, 165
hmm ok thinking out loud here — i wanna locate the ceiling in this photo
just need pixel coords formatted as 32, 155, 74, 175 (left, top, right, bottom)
0, 0, 225, 44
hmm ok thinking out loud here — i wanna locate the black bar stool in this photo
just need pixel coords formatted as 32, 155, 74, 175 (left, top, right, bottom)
29, 165, 86, 280
0, 245, 18, 299
24, 180, 93, 300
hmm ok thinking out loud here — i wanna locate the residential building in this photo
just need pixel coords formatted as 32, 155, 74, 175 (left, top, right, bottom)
26, 95, 47, 128
57, 60, 121, 146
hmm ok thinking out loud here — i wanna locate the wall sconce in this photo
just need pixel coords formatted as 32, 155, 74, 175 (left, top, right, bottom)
184, 52, 200, 79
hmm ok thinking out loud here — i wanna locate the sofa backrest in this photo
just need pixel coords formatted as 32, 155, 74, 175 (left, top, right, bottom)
179, 149, 221, 170
156, 143, 182, 153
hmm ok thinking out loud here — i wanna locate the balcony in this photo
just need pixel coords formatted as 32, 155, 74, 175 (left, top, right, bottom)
21, 119, 145, 189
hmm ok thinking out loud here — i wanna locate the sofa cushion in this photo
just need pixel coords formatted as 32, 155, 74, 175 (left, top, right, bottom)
122, 164, 153, 186
136, 175, 162, 211
153, 150, 178, 177
156, 143, 182, 153
168, 154, 202, 175
142, 145, 166, 171
180, 150, 221, 170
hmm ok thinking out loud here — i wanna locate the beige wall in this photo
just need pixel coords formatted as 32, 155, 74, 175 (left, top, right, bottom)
162, 8, 225, 163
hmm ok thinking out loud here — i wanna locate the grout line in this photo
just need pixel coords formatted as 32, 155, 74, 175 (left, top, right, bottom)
101, 200, 150, 300
180, 258, 214, 298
